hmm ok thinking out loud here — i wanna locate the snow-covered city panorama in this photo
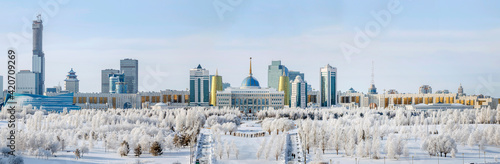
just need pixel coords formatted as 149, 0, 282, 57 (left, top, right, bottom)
3, 0, 500, 164
1, 106, 500, 164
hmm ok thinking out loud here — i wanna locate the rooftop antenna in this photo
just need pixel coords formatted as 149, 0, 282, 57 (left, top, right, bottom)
37, 14, 42, 21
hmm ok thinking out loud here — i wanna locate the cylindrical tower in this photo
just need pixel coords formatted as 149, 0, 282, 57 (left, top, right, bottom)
109, 76, 119, 93
278, 72, 290, 106
116, 82, 128, 94
210, 69, 223, 106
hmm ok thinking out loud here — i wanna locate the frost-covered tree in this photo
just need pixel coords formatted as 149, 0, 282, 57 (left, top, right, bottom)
80, 144, 89, 158
134, 144, 142, 157
225, 140, 231, 158
256, 138, 267, 159
313, 148, 323, 162
118, 141, 130, 157
150, 141, 163, 156
232, 141, 239, 159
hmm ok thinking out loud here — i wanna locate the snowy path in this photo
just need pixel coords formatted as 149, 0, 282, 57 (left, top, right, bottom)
290, 133, 306, 163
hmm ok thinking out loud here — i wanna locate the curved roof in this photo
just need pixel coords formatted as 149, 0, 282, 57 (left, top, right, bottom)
241, 76, 260, 89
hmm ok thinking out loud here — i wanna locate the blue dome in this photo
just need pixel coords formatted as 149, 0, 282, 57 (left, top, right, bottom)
241, 76, 260, 88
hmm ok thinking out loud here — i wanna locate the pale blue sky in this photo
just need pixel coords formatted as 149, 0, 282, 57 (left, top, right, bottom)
1, 0, 499, 96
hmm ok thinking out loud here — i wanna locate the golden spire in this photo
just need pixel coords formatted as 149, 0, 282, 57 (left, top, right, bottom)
216, 68, 218, 76
249, 57, 253, 76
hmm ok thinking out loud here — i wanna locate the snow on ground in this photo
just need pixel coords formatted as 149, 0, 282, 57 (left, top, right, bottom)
0, 120, 7, 128
20, 140, 190, 164
207, 121, 284, 164
299, 124, 500, 164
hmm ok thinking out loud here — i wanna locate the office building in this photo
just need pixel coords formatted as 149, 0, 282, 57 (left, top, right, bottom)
278, 72, 290, 106
101, 69, 120, 93
419, 85, 432, 94
339, 84, 498, 109
320, 64, 337, 107
32, 14, 45, 95
291, 76, 307, 108
288, 71, 304, 83
109, 73, 125, 93
7, 93, 81, 112
64, 68, 79, 93
46, 89, 189, 110
458, 84, 464, 96
267, 60, 288, 89
210, 69, 223, 106
116, 82, 127, 94
16, 70, 39, 94
120, 59, 138, 93
222, 83, 231, 90
189, 64, 210, 106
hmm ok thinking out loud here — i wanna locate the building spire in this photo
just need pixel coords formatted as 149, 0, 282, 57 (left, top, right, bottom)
216, 68, 218, 76
249, 57, 252, 76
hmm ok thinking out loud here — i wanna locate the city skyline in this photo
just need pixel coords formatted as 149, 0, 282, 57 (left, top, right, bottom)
1, 1, 499, 96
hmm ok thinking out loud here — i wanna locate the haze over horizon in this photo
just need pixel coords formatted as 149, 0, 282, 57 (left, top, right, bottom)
1, 0, 499, 96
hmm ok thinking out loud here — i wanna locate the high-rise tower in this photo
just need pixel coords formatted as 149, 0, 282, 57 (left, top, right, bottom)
320, 64, 337, 107
64, 68, 79, 93
101, 69, 120, 93
268, 60, 288, 89
278, 72, 290, 106
210, 69, 223, 106
32, 14, 45, 95
291, 76, 307, 108
120, 59, 138, 93
190, 64, 210, 106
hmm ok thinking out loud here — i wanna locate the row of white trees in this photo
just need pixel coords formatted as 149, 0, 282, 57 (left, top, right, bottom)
261, 118, 294, 134
294, 108, 500, 161
0, 107, 242, 159
256, 132, 287, 160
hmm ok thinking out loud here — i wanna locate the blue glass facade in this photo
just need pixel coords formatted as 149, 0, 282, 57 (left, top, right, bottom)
8, 93, 80, 112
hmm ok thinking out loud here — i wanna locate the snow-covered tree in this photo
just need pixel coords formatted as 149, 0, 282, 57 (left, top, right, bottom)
134, 144, 142, 157
118, 141, 130, 157
150, 141, 163, 156
232, 141, 239, 159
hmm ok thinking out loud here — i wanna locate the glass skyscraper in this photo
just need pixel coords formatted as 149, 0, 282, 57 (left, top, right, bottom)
267, 60, 288, 89
320, 64, 337, 107
189, 64, 209, 106
101, 69, 120, 93
120, 59, 138, 93
32, 14, 45, 95
288, 71, 304, 83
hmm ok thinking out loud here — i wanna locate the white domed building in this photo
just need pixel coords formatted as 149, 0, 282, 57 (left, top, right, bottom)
216, 58, 285, 114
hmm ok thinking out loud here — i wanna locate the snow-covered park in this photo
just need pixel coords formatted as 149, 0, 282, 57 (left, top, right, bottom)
0, 106, 500, 164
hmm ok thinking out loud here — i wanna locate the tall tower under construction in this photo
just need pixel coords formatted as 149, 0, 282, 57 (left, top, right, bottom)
32, 14, 45, 95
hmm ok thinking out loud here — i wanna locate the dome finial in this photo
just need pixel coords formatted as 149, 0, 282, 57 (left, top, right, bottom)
249, 57, 252, 76
216, 68, 218, 76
